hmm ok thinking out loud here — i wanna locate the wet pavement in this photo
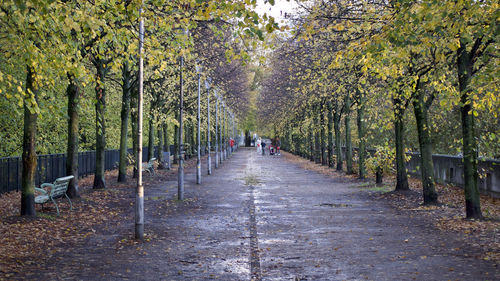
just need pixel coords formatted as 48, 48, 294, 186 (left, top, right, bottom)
28, 148, 499, 280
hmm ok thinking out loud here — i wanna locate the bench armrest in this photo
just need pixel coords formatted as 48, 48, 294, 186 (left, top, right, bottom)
40, 183, 54, 194
41, 183, 53, 189
34, 187, 48, 196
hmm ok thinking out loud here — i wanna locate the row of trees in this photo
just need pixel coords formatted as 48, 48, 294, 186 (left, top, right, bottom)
258, 0, 498, 219
0, 0, 277, 216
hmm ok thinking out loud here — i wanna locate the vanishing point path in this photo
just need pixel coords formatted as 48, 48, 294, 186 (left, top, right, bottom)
31, 148, 498, 280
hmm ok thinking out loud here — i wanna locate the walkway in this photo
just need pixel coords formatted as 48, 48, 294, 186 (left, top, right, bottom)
28, 148, 499, 280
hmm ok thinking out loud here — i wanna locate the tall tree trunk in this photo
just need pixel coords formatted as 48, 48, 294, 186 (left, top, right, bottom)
393, 96, 409, 191
185, 122, 191, 158
173, 110, 179, 164
158, 124, 165, 169
191, 120, 196, 157
118, 63, 131, 182
148, 118, 154, 161
457, 43, 482, 219
327, 101, 334, 168
320, 103, 327, 165
345, 94, 353, 174
314, 107, 321, 164
163, 123, 169, 152
164, 123, 170, 169
21, 66, 38, 216
93, 62, 106, 189
131, 86, 139, 178
357, 90, 366, 179
413, 89, 438, 204
66, 74, 80, 198
333, 102, 343, 171
309, 112, 314, 161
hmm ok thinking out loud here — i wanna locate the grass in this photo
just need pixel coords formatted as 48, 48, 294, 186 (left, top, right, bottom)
350, 182, 394, 193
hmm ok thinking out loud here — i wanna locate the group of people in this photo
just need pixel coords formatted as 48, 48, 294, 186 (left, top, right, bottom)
256, 137, 281, 156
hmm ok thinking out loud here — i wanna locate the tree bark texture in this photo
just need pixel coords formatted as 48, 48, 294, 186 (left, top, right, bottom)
309, 112, 314, 161
413, 90, 438, 204
173, 110, 179, 164
118, 63, 131, 183
345, 94, 353, 174
327, 101, 334, 168
157, 125, 165, 169
458, 42, 482, 219
357, 90, 366, 179
334, 102, 343, 171
163, 123, 169, 152
66, 75, 80, 198
131, 85, 139, 179
320, 103, 327, 166
93, 61, 106, 189
21, 66, 38, 216
393, 96, 409, 191
148, 118, 154, 161
314, 107, 321, 164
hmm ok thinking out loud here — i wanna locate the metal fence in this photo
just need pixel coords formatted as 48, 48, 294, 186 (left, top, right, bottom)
0, 146, 175, 195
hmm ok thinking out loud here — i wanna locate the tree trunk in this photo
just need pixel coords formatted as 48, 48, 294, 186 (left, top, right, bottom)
148, 118, 154, 161
393, 96, 409, 191
21, 66, 38, 216
118, 62, 131, 183
314, 107, 321, 164
191, 120, 196, 157
309, 113, 314, 161
345, 94, 353, 174
164, 123, 170, 169
93, 62, 106, 189
131, 86, 139, 178
376, 166, 383, 185
413, 90, 438, 204
457, 43, 482, 219
185, 122, 191, 159
245, 130, 251, 147
157, 125, 165, 169
334, 102, 343, 171
357, 90, 366, 179
66, 74, 80, 198
320, 103, 327, 165
173, 110, 179, 164
327, 101, 334, 168
163, 123, 169, 152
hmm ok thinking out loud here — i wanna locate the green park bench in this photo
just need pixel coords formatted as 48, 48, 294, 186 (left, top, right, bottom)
34, 175, 74, 216
142, 158, 156, 176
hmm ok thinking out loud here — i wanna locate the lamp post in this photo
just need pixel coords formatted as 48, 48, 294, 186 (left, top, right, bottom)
214, 92, 219, 169
223, 102, 227, 160
220, 100, 225, 163
205, 78, 212, 175
135, 2, 145, 241
178, 28, 188, 201
195, 64, 202, 184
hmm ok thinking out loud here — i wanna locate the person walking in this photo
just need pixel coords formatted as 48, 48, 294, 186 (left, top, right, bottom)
261, 140, 266, 156
256, 137, 262, 154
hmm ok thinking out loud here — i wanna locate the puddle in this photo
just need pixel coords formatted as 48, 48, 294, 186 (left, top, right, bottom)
319, 203, 352, 208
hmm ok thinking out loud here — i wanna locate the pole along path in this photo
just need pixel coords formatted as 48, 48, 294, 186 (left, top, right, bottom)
28, 148, 499, 280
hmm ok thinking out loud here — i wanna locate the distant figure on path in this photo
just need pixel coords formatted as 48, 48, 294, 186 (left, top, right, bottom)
230, 138, 235, 152
257, 138, 262, 154
261, 141, 266, 156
